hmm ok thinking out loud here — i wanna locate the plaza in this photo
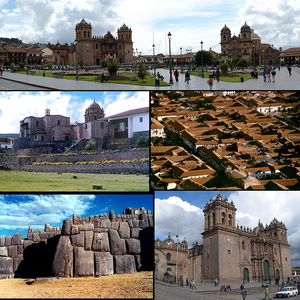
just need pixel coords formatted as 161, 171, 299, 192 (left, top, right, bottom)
0, 66, 300, 91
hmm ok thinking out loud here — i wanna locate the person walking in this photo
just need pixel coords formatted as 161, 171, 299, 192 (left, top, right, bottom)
216, 68, 220, 82
271, 68, 276, 83
185, 70, 191, 84
207, 75, 213, 90
174, 69, 179, 82
0, 65, 3, 76
262, 69, 267, 82
288, 66, 292, 75
241, 289, 247, 300
215, 278, 218, 286
264, 286, 270, 299
266, 69, 271, 82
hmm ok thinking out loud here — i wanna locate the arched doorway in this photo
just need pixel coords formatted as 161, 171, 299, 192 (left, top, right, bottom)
119, 58, 122, 63
243, 268, 249, 282
96, 58, 100, 66
276, 269, 280, 280
263, 260, 270, 281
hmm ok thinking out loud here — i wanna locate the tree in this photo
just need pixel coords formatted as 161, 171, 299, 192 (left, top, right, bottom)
137, 62, 147, 82
136, 135, 149, 148
101, 60, 107, 68
85, 141, 96, 151
19, 62, 25, 70
220, 63, 229, 75
194, 50, 214, 67
107, 61, 118, 76
237, 59, 250, 68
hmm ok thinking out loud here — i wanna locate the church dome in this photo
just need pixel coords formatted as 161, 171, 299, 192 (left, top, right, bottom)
85, 100, 105, 122
88, 100, 100, 110
241, 22, 251, 31
251, 29, 261, 40
221, 24, 231, 34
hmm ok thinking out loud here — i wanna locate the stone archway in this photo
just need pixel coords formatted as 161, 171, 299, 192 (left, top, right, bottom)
96, 58, 100, 66
263, 260, 270, 280
243, 268, 249, 282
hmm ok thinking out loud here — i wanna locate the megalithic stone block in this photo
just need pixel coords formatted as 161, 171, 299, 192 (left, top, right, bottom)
71, 231, 84, 247
131, 228, 141, 238
92, 232, 110, 252
0, 236, 5, 247
0, 257, 13, 275
125, 238, 141, 255
84, 231, 93, 251
73, 247, 94, 277
0, 246, 8, 257
8, 245, 18, 258
52, 236, 73, 277
5, 236, 11, 246
114, 255, 136, 274
12, 233, 22, 245
94, 252, 113, 276
62, 219, 72, 235
118, 222, 130, 239
109, 229, 126, 255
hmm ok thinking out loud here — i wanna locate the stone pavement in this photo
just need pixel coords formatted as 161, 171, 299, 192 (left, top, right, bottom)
0, 66, 299, 91
155, 280, 288, 300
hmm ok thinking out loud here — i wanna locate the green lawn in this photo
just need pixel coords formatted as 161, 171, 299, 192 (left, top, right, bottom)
0, 171, 149, 192
16, 70, 170, 86
190, 70, 253, 82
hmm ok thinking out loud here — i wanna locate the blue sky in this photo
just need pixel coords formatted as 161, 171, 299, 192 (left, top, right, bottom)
0, 193, 153, 237
155, 191, 300, 267
0, 91, 149, 134
0, 1, 299, 55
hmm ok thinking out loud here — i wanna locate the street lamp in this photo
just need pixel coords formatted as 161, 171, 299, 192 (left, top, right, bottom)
26, 46, 28, 75
75, 42, 79, 80
186, 49, 192, 71
201, 41, 204, 78
180, 47, 183, 74
168, 32, 173, 84
175, 235, 179, 284
262, 49, 265, 69
152, 44, 156, 77
253, 44, 255, 70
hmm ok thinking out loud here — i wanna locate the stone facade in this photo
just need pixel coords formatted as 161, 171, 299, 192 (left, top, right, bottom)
155, 194, 291, 283
47, 19, 133, 66
220, 23, 280, 66
0, 208, 153, 279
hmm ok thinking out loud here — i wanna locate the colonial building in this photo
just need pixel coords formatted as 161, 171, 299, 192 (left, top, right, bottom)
155, 194, 291, 283
48, 19, 133, 66
220, 23, 280, 67
279, 47, 300, 66
13, 101, 148, 151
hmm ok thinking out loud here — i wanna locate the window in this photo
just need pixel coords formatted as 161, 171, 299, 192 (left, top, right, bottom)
58, 120, 61, 126
36, 121, 39, 127
242, 241, 245, 250
85, 124, 87, 129
166, 253, 171, 261
222, 212, 225, 224
139, 117, 143, 122
100, 122, 104, 129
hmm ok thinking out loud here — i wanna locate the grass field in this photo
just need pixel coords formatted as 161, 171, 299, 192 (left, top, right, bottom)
15, 70, 170, 86
0, 171, 149, 192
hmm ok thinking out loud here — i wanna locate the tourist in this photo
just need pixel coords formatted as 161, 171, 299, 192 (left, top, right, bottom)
215, 278, 218, 286
262, 69, 267, 82
271, 68, 276, 83
265, 286, 270, 299
0, 65, 3, 76
241, 289, 247, 300
266, 69, 271, 82
207, 75, 213, 90
216, 68, 220, 82
185, 71, 191, 84
174, 69, 179, 82
288, 66, 292, 75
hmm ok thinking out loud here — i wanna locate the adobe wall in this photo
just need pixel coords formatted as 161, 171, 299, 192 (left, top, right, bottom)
0, 208, 153, 279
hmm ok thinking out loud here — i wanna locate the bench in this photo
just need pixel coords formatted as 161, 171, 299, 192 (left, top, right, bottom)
131, 75, 138, 81
157, 74, 164, 81
29, 71, 36, 75
53, 73, 64, 79
93, 185, 102, 190
94, 75, 102, 82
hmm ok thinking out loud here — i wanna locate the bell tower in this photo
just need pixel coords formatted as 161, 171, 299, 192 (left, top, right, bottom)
75, 19, 92, 42
220, 24, 231, 61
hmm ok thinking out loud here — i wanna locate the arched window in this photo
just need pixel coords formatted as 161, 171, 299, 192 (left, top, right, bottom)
36, 121, 39, 127
212, 213, 215, 226
166, 253, 171, 261
207, 215, 210, 228
96, 44, 98, 49
222, 212, 225, 224
58, 120, 61, 126
228, 214, 232, 226
243, 33, 246, 38
88, 31, 90, 38
223, 35, 226, 40
84, 31, 86, 37
242, 241, 245, 250
167, 267, 172, 272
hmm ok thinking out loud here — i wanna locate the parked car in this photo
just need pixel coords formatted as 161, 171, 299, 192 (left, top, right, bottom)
276, 286, 298, 297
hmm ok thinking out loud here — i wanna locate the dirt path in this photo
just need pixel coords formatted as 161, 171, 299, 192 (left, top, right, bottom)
0, 271, 153, 298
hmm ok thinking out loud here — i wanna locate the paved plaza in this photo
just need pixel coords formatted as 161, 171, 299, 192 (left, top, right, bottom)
0, 66, 299, 91
155, 280, 299, 300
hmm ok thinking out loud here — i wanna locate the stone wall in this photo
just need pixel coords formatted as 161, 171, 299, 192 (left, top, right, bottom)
0, 208, 153, 279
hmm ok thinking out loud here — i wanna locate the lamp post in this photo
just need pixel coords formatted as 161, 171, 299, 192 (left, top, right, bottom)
201, 41, 204, 78
253, 44, 255, 70
152, 44, 156, 77
75, 42, 79, 80
269, 53, 271, 69
186, 49, 192, 71
180, 47, 183, 74
262, 49, 265, 69
26, 46, 28, 75
2, 50, 4, 67
168, 32, 173, 84
175, 235, 179, 284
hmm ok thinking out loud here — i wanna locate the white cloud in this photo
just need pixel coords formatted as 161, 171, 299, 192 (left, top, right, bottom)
155, 196, 203, 244
0, 194, 95, 232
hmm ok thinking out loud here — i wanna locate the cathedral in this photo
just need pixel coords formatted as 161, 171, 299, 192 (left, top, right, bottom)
155, 194, 291, 284
48, 19, 133, 66
220, 23, 280, 67
13, 101, 149, 151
